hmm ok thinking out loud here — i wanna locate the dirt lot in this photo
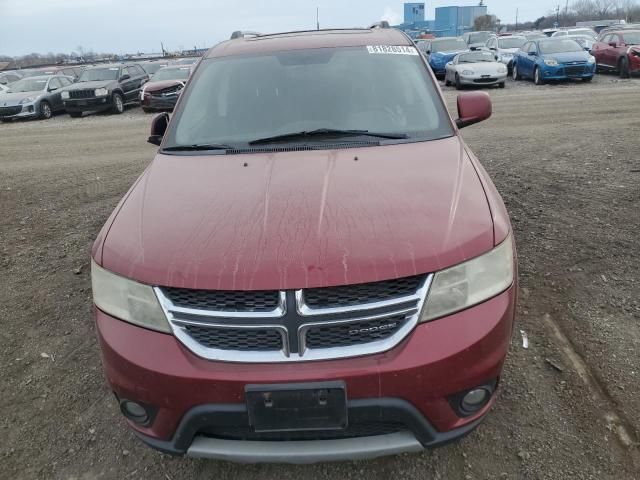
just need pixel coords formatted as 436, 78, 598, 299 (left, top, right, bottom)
1, 74, 639, 480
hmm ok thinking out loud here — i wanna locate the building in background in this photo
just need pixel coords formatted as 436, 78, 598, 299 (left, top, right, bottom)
434, 5, 488, 37
404, 3, 426, 23
396, 2, 434, 39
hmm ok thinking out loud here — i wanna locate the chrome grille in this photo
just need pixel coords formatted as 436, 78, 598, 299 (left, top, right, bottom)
155, 274, 432, 363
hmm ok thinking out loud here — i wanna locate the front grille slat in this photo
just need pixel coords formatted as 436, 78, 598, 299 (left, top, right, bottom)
305, 315, 408, 349
302, 275, 423, 309
183, 325, 282, 351
0, 106, 22, 116
69, 89, 96, 99
163, 288, 280, 312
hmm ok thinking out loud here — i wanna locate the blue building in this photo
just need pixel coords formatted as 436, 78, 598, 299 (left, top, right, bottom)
434, 5, 488, 37
404, 3, 425, 23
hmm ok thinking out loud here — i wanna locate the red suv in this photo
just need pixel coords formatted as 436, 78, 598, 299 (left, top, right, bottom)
592, 29, 640, 77
91, 25, 517, 463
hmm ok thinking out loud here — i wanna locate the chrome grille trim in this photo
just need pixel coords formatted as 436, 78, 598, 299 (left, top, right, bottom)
154, 274, 433, 363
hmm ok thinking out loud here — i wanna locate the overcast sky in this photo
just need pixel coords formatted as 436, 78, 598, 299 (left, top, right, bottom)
1, 0, 563, 56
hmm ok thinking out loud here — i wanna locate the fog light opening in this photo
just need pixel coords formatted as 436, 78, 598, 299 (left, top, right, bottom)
121, 400, 149, 424
460, 387, 492, 415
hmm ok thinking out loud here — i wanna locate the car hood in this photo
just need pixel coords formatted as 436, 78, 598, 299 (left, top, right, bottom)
541, 50, 590, 62
66, 80, 115, 90
144, 80, 185, 93
99, 136, 495, 290
456, 62, 504, 74
0, 91, 42, 105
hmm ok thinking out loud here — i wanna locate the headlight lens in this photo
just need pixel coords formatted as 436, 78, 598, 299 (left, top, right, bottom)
587, 55, 596, 64
420, 234, 514, 322
544, 59, 559, 66
95, 88, 109, 96
91, 260, 171, 333
61, 91, 70, 99
19, 96, 36, 104
461, 70, 475, 75
498, 66, 508, 73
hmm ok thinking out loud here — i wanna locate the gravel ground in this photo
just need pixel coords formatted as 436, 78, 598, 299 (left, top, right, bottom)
1, 73, 639, 479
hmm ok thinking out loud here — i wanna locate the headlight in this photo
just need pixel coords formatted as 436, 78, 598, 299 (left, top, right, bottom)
61, 91, 70, 99
91, 260, 171, 333
461, 70, 475, 75
19, 96, 36, 104
544, 59, 559, 66
95, 88, 109, 96
498, 66, 508, 73
420, 234, 514, 322
587, 55, 596, 64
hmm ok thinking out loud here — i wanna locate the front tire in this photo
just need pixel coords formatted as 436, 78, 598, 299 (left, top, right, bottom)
512, 64, 521, 80
619, 57, 630, 79
455, 73, 463, 90
40, 101, 52, 120
112, 93, 124, 114
534, 67, 545, 85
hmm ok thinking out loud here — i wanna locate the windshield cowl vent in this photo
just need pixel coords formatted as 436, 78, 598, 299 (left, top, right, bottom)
225, 142, 377, 155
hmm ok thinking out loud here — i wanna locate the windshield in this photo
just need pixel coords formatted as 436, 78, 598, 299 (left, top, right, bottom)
623, 32, 640, 44
164, 46, 452, 149
432, 39, 467, 52
78, 68, 119, 82
539, 39, 583, 54
458, 52, 495, 63
468, 32, 492, 44
151, 67, 191, 81
141, 63, 167, 75
499, 37, 526, 49
8, 78, 48, 92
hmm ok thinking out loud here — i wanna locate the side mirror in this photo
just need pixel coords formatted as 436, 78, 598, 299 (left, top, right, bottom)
456, 91, 492, 129
120, 74, 131, 81
489, 47, 497, 51
426, 50, 431, 55
528, 51, 537, 56
148, 112, 169, 146
608, 42, 618, 48
48, 86, 58, 92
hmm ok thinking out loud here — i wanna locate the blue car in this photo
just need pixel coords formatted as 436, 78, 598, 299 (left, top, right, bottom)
422, 37, 469, 78
512, 38, 596, 84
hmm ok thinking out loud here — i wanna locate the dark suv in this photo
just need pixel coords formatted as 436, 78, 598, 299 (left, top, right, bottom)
61, 63, 148, 116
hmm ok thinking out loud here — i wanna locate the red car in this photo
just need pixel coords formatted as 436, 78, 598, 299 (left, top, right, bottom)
141, 65, 193, 112
91, 25, 517, 463
592, 29, 640, 77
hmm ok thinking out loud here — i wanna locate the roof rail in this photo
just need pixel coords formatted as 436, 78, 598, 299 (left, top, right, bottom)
370, 21, 390, 29
230, 31, 262, 40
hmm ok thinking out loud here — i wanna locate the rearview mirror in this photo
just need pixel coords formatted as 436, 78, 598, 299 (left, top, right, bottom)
148, 112, 169, 146
456, 91, 492, 129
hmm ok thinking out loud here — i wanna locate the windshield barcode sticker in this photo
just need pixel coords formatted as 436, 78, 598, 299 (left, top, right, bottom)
367, 45, 419, 55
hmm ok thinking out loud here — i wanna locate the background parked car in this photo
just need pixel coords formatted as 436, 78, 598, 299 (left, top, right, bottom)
61, 63, 148, 117
552, 28, 597, 40
567, 35, 596, 52
0, 75, 73, 122
444, 51, 507, 89
485, 35, 527, 74
513, 38, 596, 85
0, 83, 9, 94
140, 65, 193, 112
0, 70, 23, 85
463, 31, 494, 50
592, 29, 640, 77
138, 60, 170, 76
423, 37, 469, 78
23, 66, 85, 81
173, 57, 200, 65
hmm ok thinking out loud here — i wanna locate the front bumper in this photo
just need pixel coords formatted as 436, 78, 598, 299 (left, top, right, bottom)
63, 96, 111, 112
458, 73, 508, 86
96, 284, 516, 462
0, 103, 39, 119
540, 63, 596, 80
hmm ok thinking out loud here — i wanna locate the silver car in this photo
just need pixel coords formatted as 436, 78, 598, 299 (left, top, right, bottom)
0, 75, 73, 122
444, 51, 508, 89
485, 35, 527, 74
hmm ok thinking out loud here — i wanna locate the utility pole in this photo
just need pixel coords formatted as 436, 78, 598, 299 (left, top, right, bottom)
515, 8, 518, 32
565, 0, 569, 25
556, 5, 560, 26
316, 7, 320, 30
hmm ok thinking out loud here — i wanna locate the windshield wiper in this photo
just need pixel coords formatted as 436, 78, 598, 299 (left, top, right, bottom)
249, 128, 408, 145
162, 143, 232, 151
